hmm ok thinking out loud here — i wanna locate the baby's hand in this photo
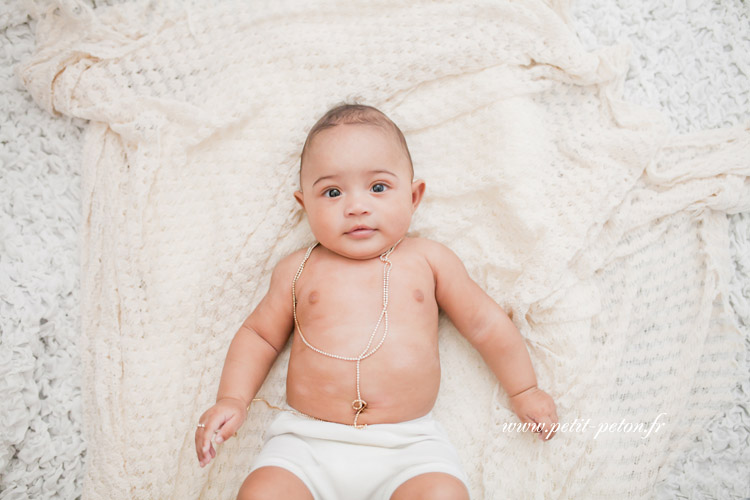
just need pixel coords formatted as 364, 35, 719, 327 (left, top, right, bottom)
195, 397, 248, 467
509, 386, 558, 441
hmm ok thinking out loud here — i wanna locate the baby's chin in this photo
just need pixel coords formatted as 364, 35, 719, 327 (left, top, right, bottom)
317, 236, 406, 261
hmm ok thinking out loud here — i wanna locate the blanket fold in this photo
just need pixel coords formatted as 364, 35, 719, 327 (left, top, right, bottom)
18, 0, 749, 498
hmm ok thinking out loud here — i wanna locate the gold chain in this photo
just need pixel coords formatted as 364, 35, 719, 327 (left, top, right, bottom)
290, 239, 401, 428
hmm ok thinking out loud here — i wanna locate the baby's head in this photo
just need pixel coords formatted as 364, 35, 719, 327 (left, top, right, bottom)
295, 103, 425, 260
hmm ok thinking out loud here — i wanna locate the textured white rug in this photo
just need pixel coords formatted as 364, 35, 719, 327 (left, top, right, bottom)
1, 0, 749, 499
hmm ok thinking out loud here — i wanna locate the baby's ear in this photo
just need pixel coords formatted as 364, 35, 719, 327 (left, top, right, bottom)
411, 179, 426, 211
294, 190, 306, 210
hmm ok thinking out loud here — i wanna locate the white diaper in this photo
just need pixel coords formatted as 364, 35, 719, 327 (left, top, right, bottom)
249, 410, 470, 500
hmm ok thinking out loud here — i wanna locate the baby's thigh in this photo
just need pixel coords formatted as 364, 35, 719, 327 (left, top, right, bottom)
236, 466, 313, 500
390, 472, 470, 500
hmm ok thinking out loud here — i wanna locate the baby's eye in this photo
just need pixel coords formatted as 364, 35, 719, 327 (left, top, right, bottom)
324, 188, 341, 198
371, 183, 387, 193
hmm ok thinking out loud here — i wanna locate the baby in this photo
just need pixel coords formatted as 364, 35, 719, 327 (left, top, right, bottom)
195, 103, 558, 500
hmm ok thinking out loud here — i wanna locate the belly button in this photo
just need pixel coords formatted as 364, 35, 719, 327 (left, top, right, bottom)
413, 289, 424, 303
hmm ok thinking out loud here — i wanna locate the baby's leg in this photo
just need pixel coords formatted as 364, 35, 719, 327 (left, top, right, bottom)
236, 466, 313, 500
390, 472, 470, 500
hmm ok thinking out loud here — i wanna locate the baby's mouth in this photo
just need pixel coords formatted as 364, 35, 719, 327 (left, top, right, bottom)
346, 225, 375, 236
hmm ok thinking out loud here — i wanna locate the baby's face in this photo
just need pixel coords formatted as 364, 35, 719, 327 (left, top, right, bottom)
295, 124, 425, 260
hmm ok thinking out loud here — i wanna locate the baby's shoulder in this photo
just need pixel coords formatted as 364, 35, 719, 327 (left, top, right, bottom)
404, 236, 442, 255
269, 247, 310, 282
403, 236, 462, 269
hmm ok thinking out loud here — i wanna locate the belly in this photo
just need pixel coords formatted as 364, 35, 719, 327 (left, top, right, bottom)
285, 327, 442, 425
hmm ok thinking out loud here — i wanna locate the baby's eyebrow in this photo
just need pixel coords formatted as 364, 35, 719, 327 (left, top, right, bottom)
368, 169, 397, 178
311, 169, 397, 188
312, 175, 337, 188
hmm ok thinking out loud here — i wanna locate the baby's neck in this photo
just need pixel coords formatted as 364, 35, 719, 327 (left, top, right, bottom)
316, 237, 406, 262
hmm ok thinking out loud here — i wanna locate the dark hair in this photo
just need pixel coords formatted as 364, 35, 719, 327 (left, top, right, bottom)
299, 103, 414, 183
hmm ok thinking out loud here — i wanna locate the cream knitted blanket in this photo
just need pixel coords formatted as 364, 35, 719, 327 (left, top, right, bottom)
19, 0, 750, 498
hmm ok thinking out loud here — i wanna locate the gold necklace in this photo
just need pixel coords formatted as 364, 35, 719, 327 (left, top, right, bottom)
291, 239, 401, 428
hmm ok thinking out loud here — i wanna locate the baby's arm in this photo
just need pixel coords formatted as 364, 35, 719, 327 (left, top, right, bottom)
425, 240, 558, 441
195, 250, 301, 467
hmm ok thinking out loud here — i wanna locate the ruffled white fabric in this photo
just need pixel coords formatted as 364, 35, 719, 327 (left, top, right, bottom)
2, 0, 749, 498
1, 6, 87, 500
573, 2, 750, 497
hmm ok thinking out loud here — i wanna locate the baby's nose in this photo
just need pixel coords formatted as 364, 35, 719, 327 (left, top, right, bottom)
345, 194, 371, 216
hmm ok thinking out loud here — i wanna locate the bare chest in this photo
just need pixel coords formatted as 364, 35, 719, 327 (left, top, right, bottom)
292, 253, 439, 345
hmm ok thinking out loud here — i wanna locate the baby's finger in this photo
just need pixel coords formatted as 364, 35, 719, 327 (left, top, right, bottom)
539, 416, 556, 441
524, 416, 546, 437
214, 412, 241, 445
200, 415, 237, 467
200, 444, 216, 467
195, 421, 209, 463
525, 414, 547, 439
203, 442, 215, 466
201, 416, 222, 457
